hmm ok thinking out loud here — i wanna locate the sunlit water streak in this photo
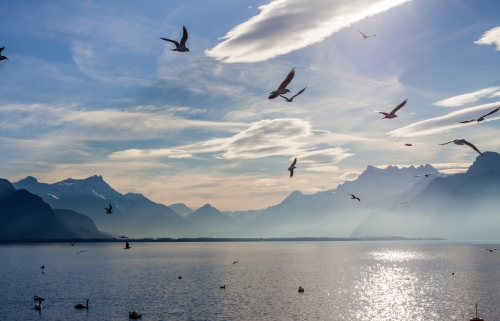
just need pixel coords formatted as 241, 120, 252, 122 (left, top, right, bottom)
1, 241, 499, 320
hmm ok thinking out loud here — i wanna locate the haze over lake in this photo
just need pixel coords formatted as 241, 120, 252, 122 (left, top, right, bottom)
2, 241, 499, 320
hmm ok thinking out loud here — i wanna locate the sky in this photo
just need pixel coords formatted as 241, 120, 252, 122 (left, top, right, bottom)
1, 0, 500, 211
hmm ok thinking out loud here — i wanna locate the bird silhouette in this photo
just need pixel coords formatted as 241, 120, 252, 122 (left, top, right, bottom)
161, 26, 190, 52
269, 68, 295, 99
482, 248, 499, 252
129, 311, 142, 319
105, 204, 113, 214
178, 276, 183, 279
439, 139, 484, 156
34, 295, 45, 302
372, 99, 408, 119
279, 87, 307, 102
233, 261, 239, 264
76, 250, 88, 254
288, 158, 297, 178
74, 299, 89, 309
70, 242, 75, 246
220, 285, 226, 289
357, 29, 377, 39
349, 194, 361, 201
298, 286, 305, 293
414, 172, 440, 178
0, 47, 8, 61
459, 106, 500, 124
404, 143, 415, 146
40, 265, 44, 270
124, 241, 131, 249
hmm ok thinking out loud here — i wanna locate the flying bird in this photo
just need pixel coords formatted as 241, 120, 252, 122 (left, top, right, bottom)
40, 265, 44, 270
439, 139, 484, 156
459, 106, 500, 124
76, 250, 88, 254
372, 99, 408, 119
119, 236, 128, 239
349, 194, 361, 201
279, 87, 307, 102
70, 242, 75, 246
233, 261, 239, 264
74, 299, 89, 309
404, 143, 415, 147
105, 204, 113, 214
161, 26, 190, 52
482, 248, 499, 252
124, 241, 131, 249
414, 172, 440, 178
269, 68, 295, 99
357, 29, 377, 39
288, 158, 297, 178
0, 47, 8, 61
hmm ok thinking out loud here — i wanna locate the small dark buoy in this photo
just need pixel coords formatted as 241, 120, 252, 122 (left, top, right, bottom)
470, 303, 484, 321
178, 276, 182, 279
452, 272, 454, 275
129, 310, 142, 319
298, 286, 304, 293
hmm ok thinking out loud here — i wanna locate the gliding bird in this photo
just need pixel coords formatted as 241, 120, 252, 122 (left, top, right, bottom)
357, 29, 377, 40
482, 248, 499, 252
76, 250, 88, 254
404, 143, 415, 147
414, 172, 440, 178
161, 26, 190, 52
280, 87, 307, 102
105, 204, 113, 214
349, 194, 361, 201
269, 68, 295, 99
372, 99, 408, 119
439, 139, 484, 156
459, 106, 500, 124
288, 158, 297, 178
0, 47, 8, 61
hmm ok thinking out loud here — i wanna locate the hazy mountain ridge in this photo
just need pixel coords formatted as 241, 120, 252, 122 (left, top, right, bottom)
186, 204, 239, 235
169, 203, 194, 217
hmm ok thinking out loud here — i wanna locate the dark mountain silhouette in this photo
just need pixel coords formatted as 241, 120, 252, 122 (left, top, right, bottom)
53, 209, 110, 239
351, 152, 500, 239
169, 203, 194, 217
0, 179, 78, 240
186, 204, 238, 235
13, 175, 203, 238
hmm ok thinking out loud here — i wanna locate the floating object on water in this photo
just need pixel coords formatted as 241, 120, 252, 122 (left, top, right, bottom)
220, 285, 226, 289
298, 286, 304, 293
34, 295, 44, 302
129, 310, 142, 319
35, 302, 42, 310
74, 299, 89, 309
470, 303, 483, 321
124, 241, 131, 249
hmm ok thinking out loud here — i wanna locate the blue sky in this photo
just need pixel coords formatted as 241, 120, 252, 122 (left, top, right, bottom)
1, 0, 500, 210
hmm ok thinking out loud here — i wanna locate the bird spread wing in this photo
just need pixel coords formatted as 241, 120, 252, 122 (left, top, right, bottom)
278, 68, 295, 90
279, 95, 290, 100
161, 38, 180, 47
291, 157, 297, 166
0, 47, 4, 53
357, 29, 366, 38
439, 141, 454, 145
289, 169, 294, 178
109, 205, 112, 211
459, 119, 475, 123
389, 99, 408, 115
180, 26, 188, 46
463, 140, 484, 156
482, 106, 500, 117
291, 87, 306, 100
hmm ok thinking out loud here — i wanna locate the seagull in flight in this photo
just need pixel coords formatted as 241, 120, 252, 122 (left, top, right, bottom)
404, 143, 415, 147
288, 158, 297, 178
233, 261, 239, 264
269, 68, 295, 99
0, 47, 8, 61
349, 194, 361, 202
372, 99, 408, 119
439, 139, 484, 156
357, 29, 377, 40
459, 106, 500, 124
414, 172, 440, 178
161, 26, 190, 52
482, 248, 499, 252
105, 204, 113, 214
120, 236, 129, 239
70, 242, 75, 246
279, 87, 306, 102
76, 250, 88, 254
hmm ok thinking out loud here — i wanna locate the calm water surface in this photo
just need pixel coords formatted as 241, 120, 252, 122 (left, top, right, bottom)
1, 241, 500, 320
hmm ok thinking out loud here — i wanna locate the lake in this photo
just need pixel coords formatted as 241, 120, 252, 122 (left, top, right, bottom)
1, 241, 499, 320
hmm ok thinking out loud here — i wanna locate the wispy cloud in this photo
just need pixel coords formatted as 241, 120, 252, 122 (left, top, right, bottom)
390, 101, 500, 137
205, 0, 411, 63
434, 86, 500, 107
475, 26, 500, 50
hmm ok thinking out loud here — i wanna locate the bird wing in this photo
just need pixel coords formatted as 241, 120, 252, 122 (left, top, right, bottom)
439, 141, 454, 145
371, 34, 378, 37
371, 110, 387, 115
278, 68, 295, 90
389, 99, 408, 115
180, 26, 188, 46
482, 106, 500, 117
289, 168, 294, 178
109, 205, 112, 211
161, 38, 180, 48
279, 95, 289, 100
290, 87, 307, 99
463, 140, 484, 156
357, 29, 367, 38
459, 119, 475, 123
291, 157, 297, 166
0, 47, 4, 53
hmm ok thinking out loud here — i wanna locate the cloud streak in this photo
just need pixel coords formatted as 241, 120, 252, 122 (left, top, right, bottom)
475, 26, 500, 50
205, 0, 411, 63
434, 86, 500, 107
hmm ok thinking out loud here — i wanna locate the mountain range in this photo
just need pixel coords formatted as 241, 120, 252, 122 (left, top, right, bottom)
4, 151, 500, 240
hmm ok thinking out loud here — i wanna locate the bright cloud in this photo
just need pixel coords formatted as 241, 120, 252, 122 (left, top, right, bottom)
390, 102, 500, 137
475, 26, 500, 50
434, 86, 500, 107
205, 0, 411, 63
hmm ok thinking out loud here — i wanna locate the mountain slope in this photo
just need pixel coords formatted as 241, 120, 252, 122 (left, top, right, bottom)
169, 203, 194, 217
186, 204, 237, 235
13, 176, 203, 238
53, 209, 110, 239
0, 179, 78, 240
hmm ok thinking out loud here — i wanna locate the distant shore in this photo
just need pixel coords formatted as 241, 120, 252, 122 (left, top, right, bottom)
0, 236, 445, 243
